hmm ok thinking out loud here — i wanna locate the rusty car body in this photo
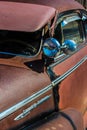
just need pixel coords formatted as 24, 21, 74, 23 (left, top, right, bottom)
0, 0, 87, 129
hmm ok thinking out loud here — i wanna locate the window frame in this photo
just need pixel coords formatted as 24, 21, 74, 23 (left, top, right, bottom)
54, 11, 85, 46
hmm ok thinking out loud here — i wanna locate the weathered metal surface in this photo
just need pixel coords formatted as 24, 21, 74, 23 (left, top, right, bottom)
0, 65, 54, 130
34, 108, 83, 130
0, 1, 55, 32
2, 0, 84, 12
76, 0, 87, 9
0, 0, 86, 129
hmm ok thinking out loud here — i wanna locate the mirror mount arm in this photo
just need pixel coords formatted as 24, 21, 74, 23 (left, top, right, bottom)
42, 54, 54, 66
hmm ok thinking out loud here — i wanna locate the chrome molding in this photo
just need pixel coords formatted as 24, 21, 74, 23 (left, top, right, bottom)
54, 53, 67, 62
53, 56, 87, 85
0, 56, 87, 120
0, 84, 52, 120
14, 95, 51, 121
53, 42, 87, 66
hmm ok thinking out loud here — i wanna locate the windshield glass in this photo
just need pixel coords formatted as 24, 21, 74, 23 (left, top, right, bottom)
0, 30, 42, 57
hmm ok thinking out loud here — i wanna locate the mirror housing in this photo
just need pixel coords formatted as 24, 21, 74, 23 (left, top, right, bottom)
43, 38, 60, 58
42, 38, 77, 65
61, 40, 77, 53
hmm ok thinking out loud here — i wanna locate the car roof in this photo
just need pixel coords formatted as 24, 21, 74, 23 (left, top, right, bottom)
27, 0, 84, 13
3, 0, 84, 13
0, 1, 55, 32
0, 0, 84, 32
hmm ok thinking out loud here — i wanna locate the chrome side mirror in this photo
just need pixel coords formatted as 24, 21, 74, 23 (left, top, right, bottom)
43, 38, 60, 58
61, 40, 77, 53
42, 38, 77, 65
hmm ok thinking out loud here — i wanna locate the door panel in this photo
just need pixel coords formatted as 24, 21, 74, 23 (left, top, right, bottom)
50, 45, 87, 129
52, 45, 87, 112
51, 10, 87, 127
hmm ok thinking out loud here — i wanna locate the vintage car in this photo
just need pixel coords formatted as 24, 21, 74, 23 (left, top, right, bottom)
0, 0, 87, 129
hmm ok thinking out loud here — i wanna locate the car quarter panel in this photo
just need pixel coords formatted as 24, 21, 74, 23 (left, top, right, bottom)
0, 65, 54, 130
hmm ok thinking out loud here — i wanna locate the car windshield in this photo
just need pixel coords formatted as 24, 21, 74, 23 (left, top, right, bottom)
0, 30, 42, 57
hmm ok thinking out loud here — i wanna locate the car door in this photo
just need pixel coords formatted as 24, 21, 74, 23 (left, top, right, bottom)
49, 10, 87, 117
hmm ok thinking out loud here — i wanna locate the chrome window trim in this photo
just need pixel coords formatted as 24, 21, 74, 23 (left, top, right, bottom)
55, 12, 81, 28
55, 10, 85, 45
53, 42, 87, 66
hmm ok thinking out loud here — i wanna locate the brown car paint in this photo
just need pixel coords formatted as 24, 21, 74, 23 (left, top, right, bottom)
0, 0, 87, 129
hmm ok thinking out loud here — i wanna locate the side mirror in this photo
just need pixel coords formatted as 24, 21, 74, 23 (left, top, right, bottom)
43, 38, 60, 58
42, 38, 77, 65
61, 40, 77, 53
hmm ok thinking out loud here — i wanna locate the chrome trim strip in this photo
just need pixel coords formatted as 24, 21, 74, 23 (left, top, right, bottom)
14, 95, 51, 121
53, 43, 87, 67
0, 84, 52, 120
54, 53, 67, 62
53, 56, 87, 85
0, 56, 87, 120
